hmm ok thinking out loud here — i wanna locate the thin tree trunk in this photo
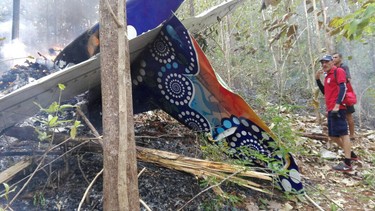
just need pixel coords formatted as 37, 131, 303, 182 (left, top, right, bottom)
225, 15, 232, 86
319, 0, 334, 53
304, 0, 322, 123
312, 0, 322, 51
99, 0, 139, 210
189, 0, 195, 16
12, 0, 20, 40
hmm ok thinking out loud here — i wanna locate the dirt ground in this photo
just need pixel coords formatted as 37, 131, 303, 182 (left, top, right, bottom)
1, 109, 374, 211
1, 110, 277, 211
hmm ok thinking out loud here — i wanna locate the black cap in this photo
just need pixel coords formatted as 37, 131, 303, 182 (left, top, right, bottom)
319, 55, 333, 62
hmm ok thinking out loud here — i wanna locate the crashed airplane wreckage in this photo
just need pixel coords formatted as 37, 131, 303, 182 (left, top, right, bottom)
0, 0, 303, 193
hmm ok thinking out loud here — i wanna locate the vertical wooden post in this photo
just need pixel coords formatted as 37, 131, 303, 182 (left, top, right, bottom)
99, 0, 140, 210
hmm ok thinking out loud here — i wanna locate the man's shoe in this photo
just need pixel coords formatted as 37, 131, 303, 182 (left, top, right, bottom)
332, 162, 352, 172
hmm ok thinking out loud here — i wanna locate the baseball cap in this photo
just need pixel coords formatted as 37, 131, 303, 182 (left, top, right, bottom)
319, 55, 333, 62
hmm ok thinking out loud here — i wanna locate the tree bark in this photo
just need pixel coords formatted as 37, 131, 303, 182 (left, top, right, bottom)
99, 0, 139, 210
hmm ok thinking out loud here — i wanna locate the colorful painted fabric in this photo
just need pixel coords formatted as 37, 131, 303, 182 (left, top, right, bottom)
131, 15, 304, 193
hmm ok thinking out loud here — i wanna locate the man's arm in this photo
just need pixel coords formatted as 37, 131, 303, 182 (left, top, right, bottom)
315, 70, 324, 95
332, 82, 346, 112
336, 83, 346, 104
332, 68, 347, 111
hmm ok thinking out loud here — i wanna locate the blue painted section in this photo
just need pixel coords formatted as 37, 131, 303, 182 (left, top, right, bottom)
127, 0, 184, 36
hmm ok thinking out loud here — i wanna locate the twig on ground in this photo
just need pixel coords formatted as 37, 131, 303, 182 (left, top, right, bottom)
0, 139, 91, 197
304, 192, 325, 211
77, 168, 104, 211
76, 107, 102, 143
6, 149, 49, 208
177, 170, 243, 211
303, 183, 345, 210
5, 133, 74, 207
140, 199, 152, 211
138, 167, 147, 178
136, 134, 185, 139
77, 155, 90, 185
137, 167, 151, 210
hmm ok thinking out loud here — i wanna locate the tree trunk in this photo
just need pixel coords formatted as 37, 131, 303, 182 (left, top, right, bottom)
99, 0, 139, 210
224, 15, 232, 87
319, 0, 334, 53
304, 0, 322, 124
12, 0, 20, 40
189, 0, 195, 16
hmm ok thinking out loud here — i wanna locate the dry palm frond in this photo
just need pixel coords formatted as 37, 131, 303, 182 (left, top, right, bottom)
136, 146, 274, 194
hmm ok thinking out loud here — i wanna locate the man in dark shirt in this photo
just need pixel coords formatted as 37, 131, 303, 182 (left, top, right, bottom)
315, 55, 358, 172
333, 53, 355, 140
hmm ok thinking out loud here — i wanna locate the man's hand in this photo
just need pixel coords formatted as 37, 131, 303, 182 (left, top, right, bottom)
315, 70, 323, 80
333, 103, 340, 111
331, 104, 341, 118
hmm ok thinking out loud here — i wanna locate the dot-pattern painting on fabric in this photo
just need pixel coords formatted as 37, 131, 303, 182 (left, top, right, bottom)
131, 15, 303, 193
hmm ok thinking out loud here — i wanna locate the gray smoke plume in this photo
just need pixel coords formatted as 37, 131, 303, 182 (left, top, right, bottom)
0, 0, 99, 73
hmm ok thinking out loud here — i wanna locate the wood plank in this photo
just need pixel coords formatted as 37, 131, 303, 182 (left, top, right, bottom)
0, 159, 32, 184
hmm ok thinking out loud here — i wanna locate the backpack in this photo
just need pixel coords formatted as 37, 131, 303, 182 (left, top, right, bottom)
334, 68, 357, 106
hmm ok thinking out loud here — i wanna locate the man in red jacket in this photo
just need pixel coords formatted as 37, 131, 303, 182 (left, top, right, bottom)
315, 55, 358, 172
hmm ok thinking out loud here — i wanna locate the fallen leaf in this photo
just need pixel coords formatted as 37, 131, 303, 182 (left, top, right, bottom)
281, 202, 294, 211
268, 200, 282, 210
341, 178, 360, 187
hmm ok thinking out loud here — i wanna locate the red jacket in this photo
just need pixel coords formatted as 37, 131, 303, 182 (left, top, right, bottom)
324, 66, 347, 111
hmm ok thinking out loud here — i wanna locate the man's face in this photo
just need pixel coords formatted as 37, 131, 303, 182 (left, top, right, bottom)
321, 60, 333, 72
332, 54, 341, 66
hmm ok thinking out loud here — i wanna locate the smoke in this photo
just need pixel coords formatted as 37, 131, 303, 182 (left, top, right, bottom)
0, 0, 99, 73
0, 39, 28, 67
0, 18, 38, 72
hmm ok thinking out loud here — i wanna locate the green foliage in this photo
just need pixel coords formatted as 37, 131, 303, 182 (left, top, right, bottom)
329, 1, 375, 40
35, 128, 52, 142
200, 135, 231, 162
0, 183, 15, 201
198, 183, 244, 210
70, 120, 81, 139
33, 191, 46, 208
363, 172, 375, 190
34, 83, 82, 142
0, 183, 16, 210
330, 203, 339, 211
259, 103, 305, 155
363, 153, 375, 190
199, 195, 225, 210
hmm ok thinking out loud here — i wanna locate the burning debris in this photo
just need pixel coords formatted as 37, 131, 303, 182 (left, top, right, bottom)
0, 55, 56, 94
